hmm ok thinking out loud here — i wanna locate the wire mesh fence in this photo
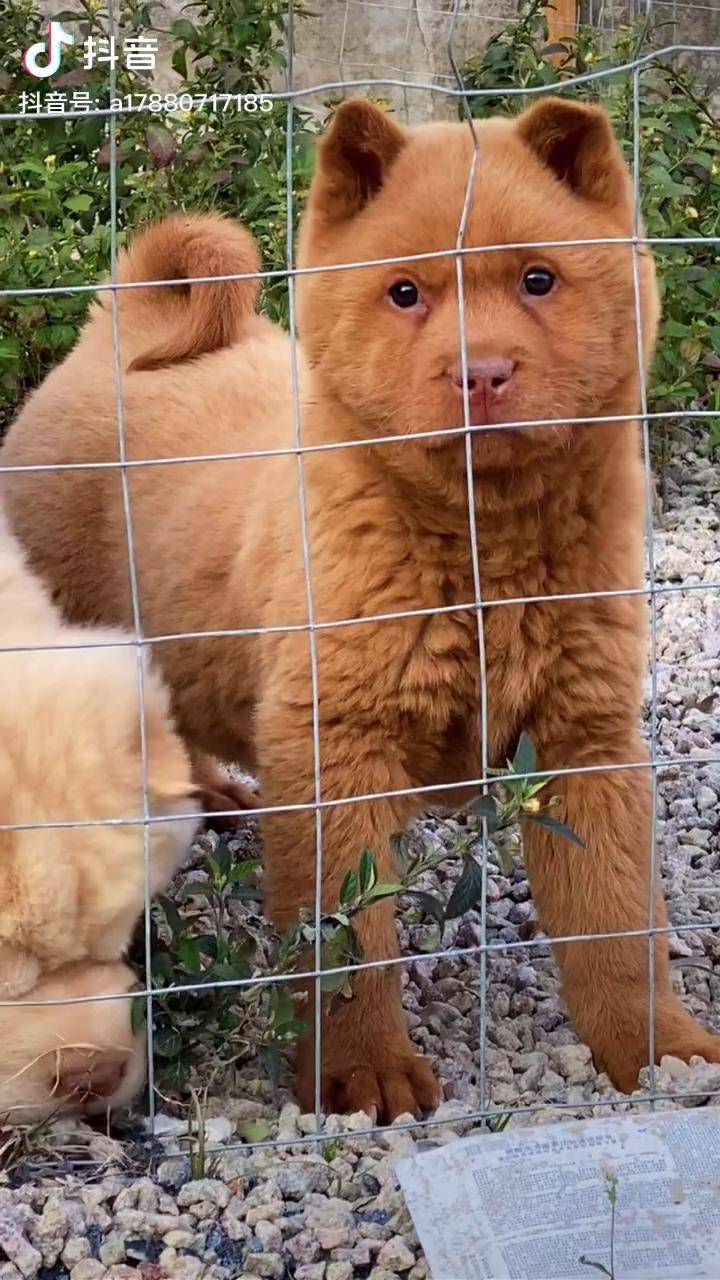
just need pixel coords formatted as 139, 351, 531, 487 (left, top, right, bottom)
0, 0, 719, 1178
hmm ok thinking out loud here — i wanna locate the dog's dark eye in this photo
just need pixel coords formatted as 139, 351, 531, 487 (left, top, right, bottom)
388, 280, 421, 309
522, 268, 556, 297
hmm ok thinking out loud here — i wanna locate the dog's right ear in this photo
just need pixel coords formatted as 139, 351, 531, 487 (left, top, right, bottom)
311, 99, 406, 223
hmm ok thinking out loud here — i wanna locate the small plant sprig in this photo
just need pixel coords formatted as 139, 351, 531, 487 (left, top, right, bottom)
141, 731, 582, 1097
580, 1168, 619, 1279
390, 731, 584, 928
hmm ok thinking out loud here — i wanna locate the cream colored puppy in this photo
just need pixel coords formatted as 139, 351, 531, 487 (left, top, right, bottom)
0, 504, 200, 997
0, 962, 146, 1123
0, 506, 199, 1118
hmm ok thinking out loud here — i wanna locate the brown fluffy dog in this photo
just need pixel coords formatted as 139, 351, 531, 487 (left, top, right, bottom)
4, 99, 720, 1121
0, 963, 146, 1124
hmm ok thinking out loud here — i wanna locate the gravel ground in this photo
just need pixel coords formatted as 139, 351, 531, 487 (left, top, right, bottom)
0, 430, 717, 1279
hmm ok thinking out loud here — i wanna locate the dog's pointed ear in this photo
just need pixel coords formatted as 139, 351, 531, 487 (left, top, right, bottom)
311, 99, 406, 222
517, 98, 630, 206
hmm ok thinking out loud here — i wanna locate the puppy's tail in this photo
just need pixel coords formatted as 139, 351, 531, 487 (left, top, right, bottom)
117, 214, 261, 373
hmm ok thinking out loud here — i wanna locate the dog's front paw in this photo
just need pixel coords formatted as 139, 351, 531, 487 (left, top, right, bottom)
297, 1031, 440, 1122
591, 1000, 720, 1094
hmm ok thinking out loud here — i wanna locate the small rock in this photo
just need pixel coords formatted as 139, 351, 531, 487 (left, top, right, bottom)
162, 1258, 205, 1279
245, 1203, 284, 1227
669, 931, 694, 958
305, 1200, 355, 1251
157, 1160, 189, 1191
277, 1103, 301, 1141
0, 1222, 42, 1279
696, 785, 718, 810
255, 1220, 283, 1253
660, 1055, 692, 1081
553, 1044, 593, 1083
204, 1116, 234, 1145
326, 1265, 353, 1280
99, 1236, 126, 1268
163, 1230, 196, 1249
63, 1237, 92, 1268
70, 1263, 106, 1280
177, 1180, 230, 1211
377, 1236, 416, 1273
244, 1254, 285, 1279
271, 1160, 333, 1200
285, 1230, 320, 1265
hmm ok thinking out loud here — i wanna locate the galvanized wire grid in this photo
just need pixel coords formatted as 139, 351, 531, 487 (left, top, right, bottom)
0, 0, 719, 1164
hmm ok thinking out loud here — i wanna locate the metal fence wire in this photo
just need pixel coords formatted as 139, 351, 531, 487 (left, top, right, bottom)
0, 0, 719, 1169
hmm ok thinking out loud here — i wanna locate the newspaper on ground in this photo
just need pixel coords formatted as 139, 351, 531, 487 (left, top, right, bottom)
397, 1106, 720, 1280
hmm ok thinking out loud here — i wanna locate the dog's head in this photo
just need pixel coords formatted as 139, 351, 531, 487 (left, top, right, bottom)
297, 98, 658, 475
0, 962, 146, 1125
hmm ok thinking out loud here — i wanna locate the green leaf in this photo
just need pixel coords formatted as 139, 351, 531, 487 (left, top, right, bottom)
523, 814, 586, 847
272, 1018, 308, 1041
269, 986, 294, 1029
228, 859, 260, 885
339, 869, 358, 906
512, 731, 536, 778
358, 848, 377, 895
176, 878, 213, 901
364, 882, 404, 902
154, 894, 184, 936
178, 936, 205, 975
229, 882, 263, 903
171, 17, 200, 41
468, 793, 499, 828
445, 857, 484, 921
64, 194, 93, 214
240, 1119, 271, 1143
131, 993, 147, 1035
172, 46, 188, 79
320, 968, 350, 993
147, 123, 177, 169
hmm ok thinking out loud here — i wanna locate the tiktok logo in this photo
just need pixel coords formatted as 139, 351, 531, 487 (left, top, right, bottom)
23, 21, 75, 78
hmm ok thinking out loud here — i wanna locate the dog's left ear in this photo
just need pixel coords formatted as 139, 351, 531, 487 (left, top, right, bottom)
311, 99, 406, 223
517, 98, 630, 207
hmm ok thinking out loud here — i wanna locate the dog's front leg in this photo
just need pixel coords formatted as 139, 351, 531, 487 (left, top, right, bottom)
256, 698, 440, 1122
525, 733, 720, 1092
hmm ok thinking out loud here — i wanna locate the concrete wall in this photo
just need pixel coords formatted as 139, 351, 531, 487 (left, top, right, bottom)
37, 0, 720, 115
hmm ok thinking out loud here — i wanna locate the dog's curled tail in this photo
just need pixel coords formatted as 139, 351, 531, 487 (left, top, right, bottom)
119, 213, 262, 373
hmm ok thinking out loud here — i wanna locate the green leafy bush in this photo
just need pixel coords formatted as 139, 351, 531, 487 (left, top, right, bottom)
0, 0, 316, 431
143, 734, 579, 1101
462, 0, 720, 450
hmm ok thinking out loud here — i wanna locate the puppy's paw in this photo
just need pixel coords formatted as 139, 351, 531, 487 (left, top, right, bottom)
297, 1037, 440, 1123
591, 1001, 720, 1094
192, 755, 260, 831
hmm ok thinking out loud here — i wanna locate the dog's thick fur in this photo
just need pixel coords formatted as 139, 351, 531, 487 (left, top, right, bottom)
5, 101, 720, 1120
0, 962, 146, 1124
0, 505, 200, 996
0, 509, 199, 1118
